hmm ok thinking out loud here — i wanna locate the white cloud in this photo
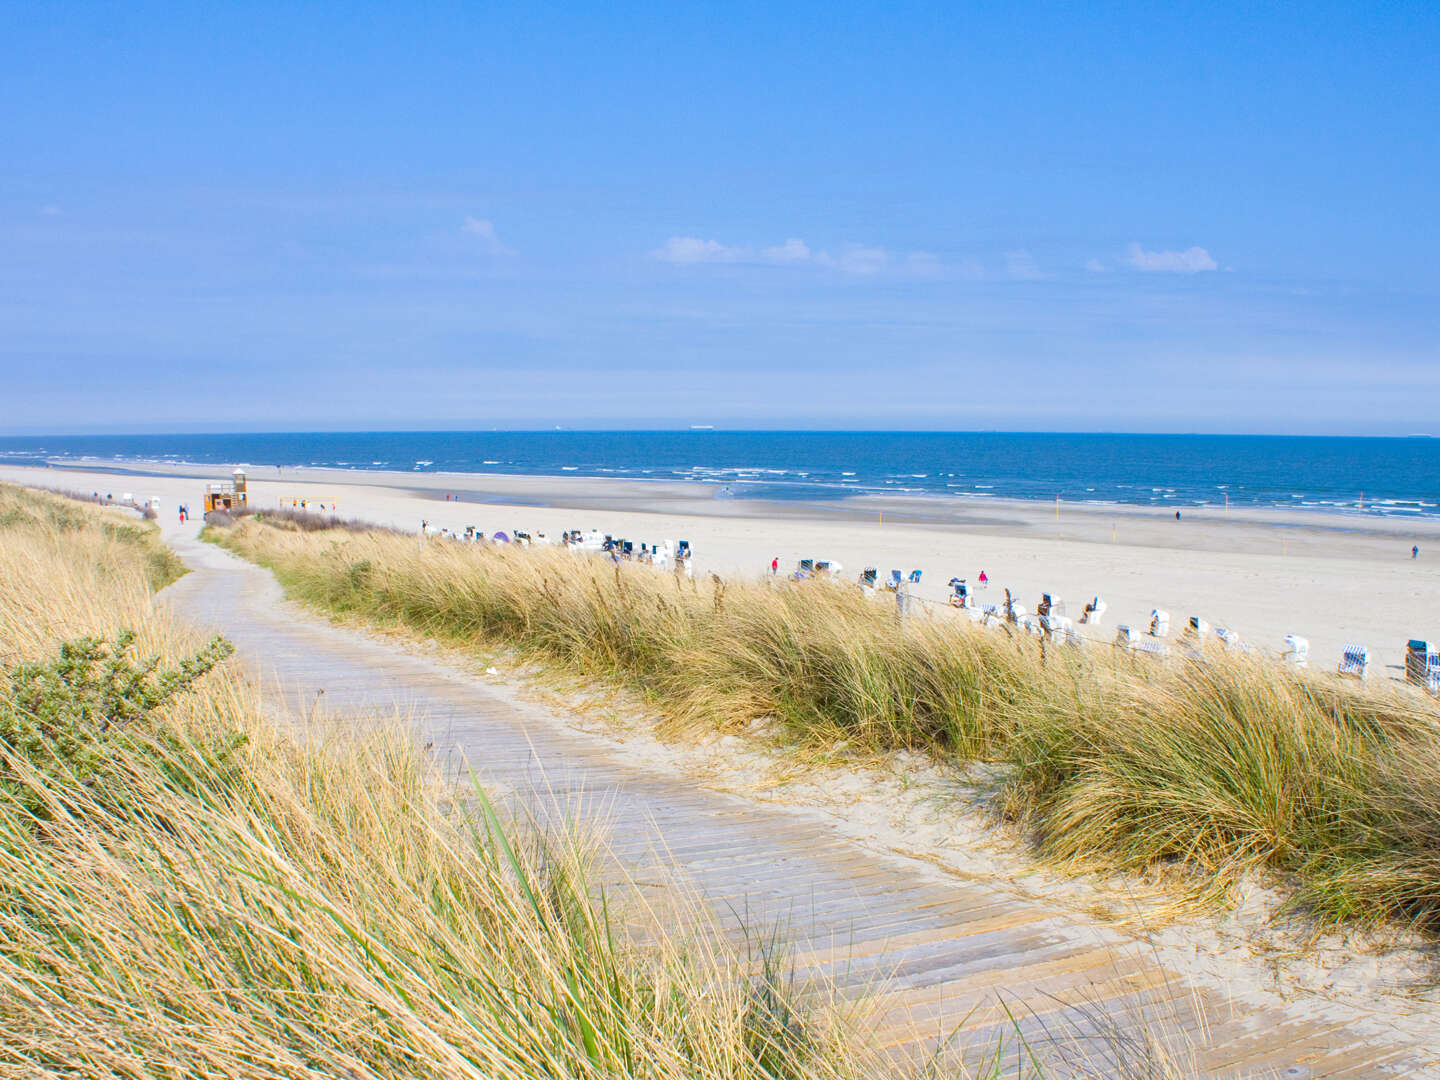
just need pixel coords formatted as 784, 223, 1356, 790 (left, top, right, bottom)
654, 235, 939, 277
817, 244, 889, 275
1004, 249, 1045, 280
760, 237, 812, 264
461, 217, 513, 255
1124, 242, 1217, 273
652, 236, 746, 264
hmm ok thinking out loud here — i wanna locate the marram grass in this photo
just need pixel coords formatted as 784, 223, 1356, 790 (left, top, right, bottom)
213, 517, 1440, 932
0, 483, 891, 1080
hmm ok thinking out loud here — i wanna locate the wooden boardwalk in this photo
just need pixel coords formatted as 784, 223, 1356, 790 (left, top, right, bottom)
161, 535, 1433, 1078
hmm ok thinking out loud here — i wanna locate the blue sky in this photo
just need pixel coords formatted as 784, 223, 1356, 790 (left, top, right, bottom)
2, 1, 1436, 434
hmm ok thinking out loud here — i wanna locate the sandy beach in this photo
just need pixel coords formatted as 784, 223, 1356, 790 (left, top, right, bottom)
5, 459, 1439, 677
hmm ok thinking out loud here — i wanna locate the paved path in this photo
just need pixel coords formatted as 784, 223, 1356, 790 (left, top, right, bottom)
160, 532, 1431, 1078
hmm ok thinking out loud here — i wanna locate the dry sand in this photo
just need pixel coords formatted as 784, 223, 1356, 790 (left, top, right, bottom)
6, 458, 1439, 676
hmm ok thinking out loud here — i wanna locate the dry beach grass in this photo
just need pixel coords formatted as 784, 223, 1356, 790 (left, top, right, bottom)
0, 483, 899, 1080
210, 515, 1440, 935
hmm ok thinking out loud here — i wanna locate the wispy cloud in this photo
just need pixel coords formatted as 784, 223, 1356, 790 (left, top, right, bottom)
1004, 249, 1046, 280
653, 236, 747, 264
1124, 242, 1217, 273
760, 237, 811, 264
461, 217, 513, 255
652, 235, 930, 276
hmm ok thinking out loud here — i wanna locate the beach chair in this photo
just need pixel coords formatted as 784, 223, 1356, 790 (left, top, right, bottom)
1149, 609, 1170, 638
948, 578, 968, 608
1041, 614, 1071, 639
1337, 644, 1370, 680
1037, 593, 1065, 618
859, 567, 878, 589
1282, 634, 1309, 668
1406, 640, 1435, 687
1080, 596, 1106, 625
1215, 627, 1242, 650
885, 570, 903, 591
1114, 625, 1138, 649
1185, 617, 1210, 642
908, 569, 922, 583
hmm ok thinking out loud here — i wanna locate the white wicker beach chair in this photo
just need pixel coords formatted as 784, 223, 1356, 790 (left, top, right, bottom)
1282, 634, 1309, 668
1114, 624, 1139, 649
1337, 644, 1369, 680
1149, 609, 1170, 638
1041, 614, 1072, 639
1080, 597, 1106, 626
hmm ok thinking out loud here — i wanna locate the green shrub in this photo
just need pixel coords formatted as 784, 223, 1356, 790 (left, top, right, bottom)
1, 630, 234, 815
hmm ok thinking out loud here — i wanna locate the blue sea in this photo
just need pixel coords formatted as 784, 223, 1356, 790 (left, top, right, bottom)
2, 431, 1438, 518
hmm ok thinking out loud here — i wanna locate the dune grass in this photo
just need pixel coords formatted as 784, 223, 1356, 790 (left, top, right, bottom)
210, 518, 1440, 933
1, 482, 905, 1079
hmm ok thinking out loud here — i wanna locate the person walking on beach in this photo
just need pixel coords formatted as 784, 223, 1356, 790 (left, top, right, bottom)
978, 570, 988, 587
771, 556, 779, 575
1415, 545, 1421, 559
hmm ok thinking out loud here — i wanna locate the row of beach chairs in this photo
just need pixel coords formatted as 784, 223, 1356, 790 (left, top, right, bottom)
878, 572, 1438, 694
858, 567, 922, 589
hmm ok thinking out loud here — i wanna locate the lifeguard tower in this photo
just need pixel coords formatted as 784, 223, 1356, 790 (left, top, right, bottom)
203, 470, 248, 514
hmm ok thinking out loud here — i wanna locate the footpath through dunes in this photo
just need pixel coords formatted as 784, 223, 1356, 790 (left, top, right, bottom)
160, 531, 1434, 1079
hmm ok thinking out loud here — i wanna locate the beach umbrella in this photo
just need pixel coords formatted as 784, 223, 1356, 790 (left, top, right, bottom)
493, 530, 511, 543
